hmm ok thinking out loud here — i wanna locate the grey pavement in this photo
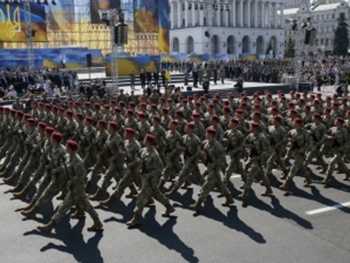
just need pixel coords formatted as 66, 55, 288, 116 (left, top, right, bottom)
0, 158, 350, 263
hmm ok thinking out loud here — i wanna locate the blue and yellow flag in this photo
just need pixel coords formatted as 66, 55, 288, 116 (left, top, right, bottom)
165, 64, 171, 82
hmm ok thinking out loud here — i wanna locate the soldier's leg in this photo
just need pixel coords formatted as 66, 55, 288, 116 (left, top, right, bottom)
325, 153, 340, 180
287, 155, 304, 181
51, 193, 74, 224
30, 173, 51, 203
336, 154, 350, 179
2, 147, 22, 171
101, 163, 120, 191
112, 170, 134, 199
26, 163, 46, 189
197, 171, 217, 203
265, 153, 277, 176
175, 161, 192, 187
88, 161, 103, 183
244, 162, 260, 191
191, 164, 205, 185
0, 143, 17, 163
35, 180, 60, 208
18, 159, 39, 185
224, 160, 236, 182
12, 152, 31, 177
133, 180, 152, 216
150, 177, 171, 207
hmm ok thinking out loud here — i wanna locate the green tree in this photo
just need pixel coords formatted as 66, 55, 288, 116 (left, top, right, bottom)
333, 13, 349, 56
284, 37, 296, 58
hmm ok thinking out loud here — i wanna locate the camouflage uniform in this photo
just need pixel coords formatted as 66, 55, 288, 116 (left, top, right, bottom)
134, 148, 171, 216
51, 154, 101, 224
82, 126, 98, 168
137, 120, 151, 141
193, 120, 206, 140
150, 124, 167, 164
197, 139, 232, 203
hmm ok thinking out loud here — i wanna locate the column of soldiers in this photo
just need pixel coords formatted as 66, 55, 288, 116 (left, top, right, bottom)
0, 88, 350, 233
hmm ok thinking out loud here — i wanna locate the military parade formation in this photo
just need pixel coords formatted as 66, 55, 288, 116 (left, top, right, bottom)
0, 87, 350, 235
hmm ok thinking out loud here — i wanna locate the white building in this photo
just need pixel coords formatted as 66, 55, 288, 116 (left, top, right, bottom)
169, 0, 285, 56
283, 1, 350, 56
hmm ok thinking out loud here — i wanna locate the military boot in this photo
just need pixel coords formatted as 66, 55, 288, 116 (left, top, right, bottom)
126, 214, 142, 227
261, 186, 273, 196
37, 221, 56, 234
84, 181, 92, 193
9, 183, 24, 193
343, 171, 350, 181
162, 204, 175, 217
21, 205, 39, 218
145, 196, 155, 207
189, 200, 203, 211
158, 179, 166, 190
3, 172, 16, 184
56, 192, 66, 200
21, 199, 36, 211
100, 196, 116, 208
238, 189, 249, 200
87, 218, 103, 232
125, 184, 138, 198
181, 178, 192, 189
321, 174, 332, 185
280, 179, 291, 190
89, 188, 103, 201
303, 173, 312, 187
222, 194, 234, 206
71, 210, 86, 220
13, 186, 29, 200
165, 186, 179, 197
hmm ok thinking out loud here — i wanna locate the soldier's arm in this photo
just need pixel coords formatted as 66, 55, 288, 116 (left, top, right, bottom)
147, 154, 164, 177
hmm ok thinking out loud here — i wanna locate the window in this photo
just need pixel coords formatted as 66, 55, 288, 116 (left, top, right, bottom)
316, 39, 319, 46
316, 15, 319, 20
322, 15, 324, 20
326, 14, 329, 20
320, 39, 324, 45
332, 13, 335, 19
325, 39, 329, 46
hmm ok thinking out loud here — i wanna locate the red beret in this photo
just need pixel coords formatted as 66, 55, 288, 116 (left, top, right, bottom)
110, 99, 116, 104
211, 115, 220, 121
251, 122, 260, 128
310, 95, 315, 99
114, 106, 121, 112
274, 115, 282, 121
66, 140, 79, 151
208, 103, 214, 108
16, 111, 24, 117
84, 102, 90, 105
151, 104, 157, 109
167, 98, 173, 102
305, 105, 311, 109
52, 132, 63, 142
39, 102, 44, 107
53, 106, 58, 110
336, 117, 344, 123
206, 127, 216, 134
85, 116, 93, 123
145, 134, 156, 144
74, 101, 80, 105
119, 101, 125, 106
224, 100, 229, 105
288, 102, 295, 106
160, 97, 165, 101
68, 101, 74, 105
138, 112, 146, 118
162, 107, 169, 113
236, 109, 243, 114
231, 118, 239, 124
24, 114, 31, 119
0, 106, 3, 110
186, 122, 195, 129
59, 107, 65, 112
94, 103, 101, 109
325, 107, 331, 112
175, 110, 183, 116
45, 127, 55, 134
294, 118, 302, 124
290, 109, 297, 114
347, 110, 350, 115
4, 108, 10, 112
192, 112, 200, 118
104, 105, 110, 110
170, 119, 178, 125
129, 102, 135, 107
10, 109, 17, 114
32, 101, 37, 105
76, 113, 84, 119
127, 109, 134, 115
223, 106, 230, 112
333, 102, 339, 106
109, 121, 118, 129
45, 104, 50, 109
195, 102, 201, 106
125, 127, 135, 135
314, 99, 319, 104
153, 115, 161, 121
38, 122, 47, 129
27, 118, 36, 124
253, 111, 261, 116
98, 120, 107, 126
313, 113, 321, 118
66, 110, 73, 116
140, 102, 147, 107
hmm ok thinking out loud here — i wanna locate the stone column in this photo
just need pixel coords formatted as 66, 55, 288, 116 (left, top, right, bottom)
254, 0, 258, 28
200, 2, 204, 26
273, 3, 277, 28
216, 5, 221, 26
171, 1, 176, 29
239, 0, 243, 27
267, 2, 271, 28
247, 0, 251, 28
261, 1, 265, 28
192, 3, 196, 26
232, 0, 236, 27
224, 5, 229, 26
280, 3, 284, 28
177, 1, 182, 28
185, 2, 189, 27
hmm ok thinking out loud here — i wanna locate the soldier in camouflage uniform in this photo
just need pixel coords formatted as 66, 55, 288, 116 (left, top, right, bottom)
239, 122, 273, 199
160, 107, 172, 130
280, 118, 312, 190
65, 110, 78, 141
37, 102, 46, 122
192, 112, 206, 140
92, 103, 103, 126
190, 127, 234, 211
265, 115, 289, 178
14, 126, 55, 202
166, 122, 204, 196
150, 115, 167, 165
124, 109, 138, 131
304, 113, 328, 172
223, 118, 246, 185
89, 121, 125, 200
43, 104, 54, 126
0, 108, 16, 165
10, 121, 46, 194
322, 117, 350, 185
36, 140, 103, 233
100, 128, 142, 207
136, 112, 150, 141
83, 101, 93, 117
126, 134, 175, 227
82, 116, 97, 169
21, 132, 67, 219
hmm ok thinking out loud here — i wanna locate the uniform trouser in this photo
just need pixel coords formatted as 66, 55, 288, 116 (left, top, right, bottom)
4, 146, 24, 172
287, 153, 309, 180
26, 161, 46, 189
305, 144, 327, 168
320, 141, 333, 156
326, 151, 349, 177
245, 160, 271, 190
0, 139, 14, 160
31, 172, 51, 204
83, 150, 97, 169
225, 155, 246, 182
112, 167, 141, 199
176, 160, 204, 187
1, 143, 19, 167
266, 149, 288, 176
100, 162, 124, 191
134, 176, 170, 216
161, 155, 182, 182
18, 156, 40, 184
198, 167, 231, 203
13, 151, 31, 177
35, 173, 67, 208
89, 155, 109, 182
51, 190, 99, 224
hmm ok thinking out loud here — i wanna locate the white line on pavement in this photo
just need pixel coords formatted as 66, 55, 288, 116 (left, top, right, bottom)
306, 202, 350, 215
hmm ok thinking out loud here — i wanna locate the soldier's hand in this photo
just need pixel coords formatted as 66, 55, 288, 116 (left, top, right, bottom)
180, 146, 186, 152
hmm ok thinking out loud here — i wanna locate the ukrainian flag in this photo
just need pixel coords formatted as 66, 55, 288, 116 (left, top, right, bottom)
165, 64, 171, 82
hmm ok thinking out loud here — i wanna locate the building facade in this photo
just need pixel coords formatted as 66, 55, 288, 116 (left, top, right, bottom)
284, 1, 350, 56
169, 0, 285, 56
